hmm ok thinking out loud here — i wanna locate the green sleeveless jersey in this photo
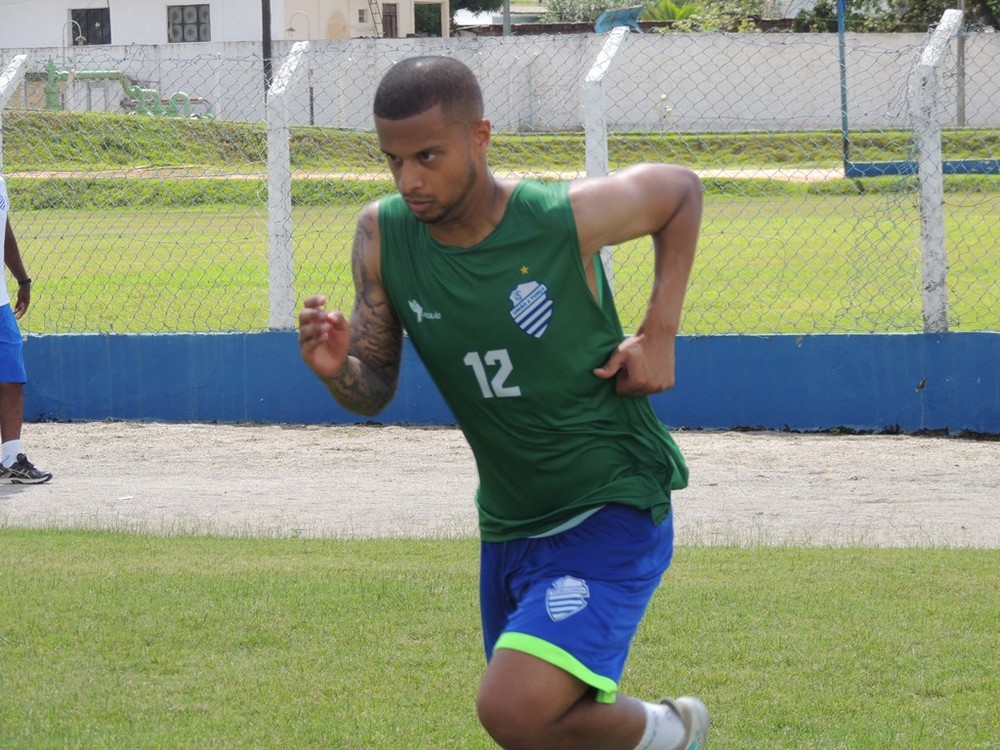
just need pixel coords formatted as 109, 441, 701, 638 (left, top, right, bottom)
379, 180, 688, 541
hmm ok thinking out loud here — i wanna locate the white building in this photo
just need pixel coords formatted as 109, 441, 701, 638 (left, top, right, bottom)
0, 0, 451, 48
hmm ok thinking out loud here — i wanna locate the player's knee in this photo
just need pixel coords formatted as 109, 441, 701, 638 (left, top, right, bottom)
476, 683, 540, 750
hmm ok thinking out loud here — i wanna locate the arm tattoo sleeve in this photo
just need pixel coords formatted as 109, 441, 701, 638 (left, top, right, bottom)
324, 213, 402, 416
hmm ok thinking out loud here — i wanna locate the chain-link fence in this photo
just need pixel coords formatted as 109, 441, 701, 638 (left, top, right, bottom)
0, 24, 997, 336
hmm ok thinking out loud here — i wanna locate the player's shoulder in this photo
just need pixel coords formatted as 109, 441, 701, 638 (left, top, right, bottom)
507, 178, 570, 219
512, 177, 566, 197
368, 192, 402, 214
357, 200, 381, 231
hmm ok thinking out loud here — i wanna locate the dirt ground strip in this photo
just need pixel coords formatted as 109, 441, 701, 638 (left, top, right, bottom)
0, 422, 997, 547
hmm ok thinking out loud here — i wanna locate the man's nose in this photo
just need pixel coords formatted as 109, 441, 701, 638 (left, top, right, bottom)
397, 161, 423, 193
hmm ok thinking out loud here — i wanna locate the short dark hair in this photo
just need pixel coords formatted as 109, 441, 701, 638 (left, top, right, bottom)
373, 56, 484, 123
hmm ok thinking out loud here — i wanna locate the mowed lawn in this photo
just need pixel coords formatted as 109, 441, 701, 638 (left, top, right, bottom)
0, 530, 998, 749
14, 190, 1000, 335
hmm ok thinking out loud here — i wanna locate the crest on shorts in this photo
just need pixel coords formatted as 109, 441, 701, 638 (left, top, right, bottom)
509, 281, 552, 338
545, 576, 590, 622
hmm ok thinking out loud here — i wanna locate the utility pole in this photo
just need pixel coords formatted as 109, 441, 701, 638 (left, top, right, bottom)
262, 0, 273, 97
956, 0, 966, 126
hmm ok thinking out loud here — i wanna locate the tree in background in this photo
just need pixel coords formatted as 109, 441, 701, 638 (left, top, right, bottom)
539, 0, 610, 22
987, 0, 1000, 25
459, 0, 507, 17
643, 0, 766, 32
505, 0, 998, 28
642, 0, 702, 21
693, 0, 766, 29
415, 3, 443, 34
415, 0, 505, 35
793, 0, 999, 32
792, 0, 838, 30
892, 0, 1000, 29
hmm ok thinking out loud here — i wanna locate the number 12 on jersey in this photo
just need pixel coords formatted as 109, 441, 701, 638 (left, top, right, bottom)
463, 350, 522, 399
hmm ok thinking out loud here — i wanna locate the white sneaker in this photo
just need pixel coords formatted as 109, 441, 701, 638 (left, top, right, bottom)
662, 696, 710, 750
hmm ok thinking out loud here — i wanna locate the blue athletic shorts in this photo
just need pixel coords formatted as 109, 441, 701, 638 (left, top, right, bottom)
0, 304, 26, 383
480, 504, 674, 704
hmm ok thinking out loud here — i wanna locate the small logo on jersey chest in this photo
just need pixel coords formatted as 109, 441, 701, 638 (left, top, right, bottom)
545, 575, 590, 622
408, 299, 441, 323
509, 281, 553, 338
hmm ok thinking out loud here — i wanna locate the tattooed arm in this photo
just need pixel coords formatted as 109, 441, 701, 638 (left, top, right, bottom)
298, 203, 403, 416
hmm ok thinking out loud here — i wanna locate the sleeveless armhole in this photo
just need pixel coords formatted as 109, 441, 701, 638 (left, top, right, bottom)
377, 196, 403, 300
593, 253, 605, 308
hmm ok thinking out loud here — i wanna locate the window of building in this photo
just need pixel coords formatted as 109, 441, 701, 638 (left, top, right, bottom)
70, 8, 111, 45
167, 5, 211, 43
358, 9, 367, 22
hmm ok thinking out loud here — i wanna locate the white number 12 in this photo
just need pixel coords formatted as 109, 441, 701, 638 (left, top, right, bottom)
463, 350, 522, 399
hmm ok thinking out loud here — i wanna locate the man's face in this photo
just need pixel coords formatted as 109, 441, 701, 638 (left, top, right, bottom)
375, 104, 489, 225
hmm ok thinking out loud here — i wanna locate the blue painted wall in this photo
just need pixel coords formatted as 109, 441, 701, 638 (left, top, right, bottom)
23, 331, 1000, 434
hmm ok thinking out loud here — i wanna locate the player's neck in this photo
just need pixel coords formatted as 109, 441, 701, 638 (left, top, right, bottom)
428, 173, 511, 249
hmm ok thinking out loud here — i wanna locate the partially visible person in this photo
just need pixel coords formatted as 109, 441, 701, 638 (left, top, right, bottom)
0, 175, 52, 484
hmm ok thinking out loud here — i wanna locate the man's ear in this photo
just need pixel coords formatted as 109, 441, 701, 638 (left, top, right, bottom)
472, 119, 492, 149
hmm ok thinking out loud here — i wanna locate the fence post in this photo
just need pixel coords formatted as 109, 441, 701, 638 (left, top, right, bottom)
915, 9, 962, 333
265, 41, 310, 330
0, 55, 29, 173
583, 26, 630, 289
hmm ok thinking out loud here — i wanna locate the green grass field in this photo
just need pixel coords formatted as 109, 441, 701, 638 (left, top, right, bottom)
4, 110, 999, 334
1, 530, 997, 749
14, 193, 1000, 335
5, 111, 1000, 172
2, 115, 997, 749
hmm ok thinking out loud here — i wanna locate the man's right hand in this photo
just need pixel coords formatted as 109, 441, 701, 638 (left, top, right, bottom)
298, 295, 352, 380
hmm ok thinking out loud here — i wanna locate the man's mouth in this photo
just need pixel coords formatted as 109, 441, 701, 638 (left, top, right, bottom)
405, 197, 432, 213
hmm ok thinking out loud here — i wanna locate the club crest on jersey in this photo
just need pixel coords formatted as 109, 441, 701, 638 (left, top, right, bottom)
509, 281, 552, 338
545, 576, 590, 622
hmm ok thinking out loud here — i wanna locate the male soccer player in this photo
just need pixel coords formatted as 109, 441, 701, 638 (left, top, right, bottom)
300, 56, 706, 750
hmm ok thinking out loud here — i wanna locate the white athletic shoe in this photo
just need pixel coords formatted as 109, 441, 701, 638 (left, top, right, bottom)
662, 696, 710, 750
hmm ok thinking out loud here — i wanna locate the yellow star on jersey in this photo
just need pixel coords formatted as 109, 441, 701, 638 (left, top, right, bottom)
520, 265, 529, 275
